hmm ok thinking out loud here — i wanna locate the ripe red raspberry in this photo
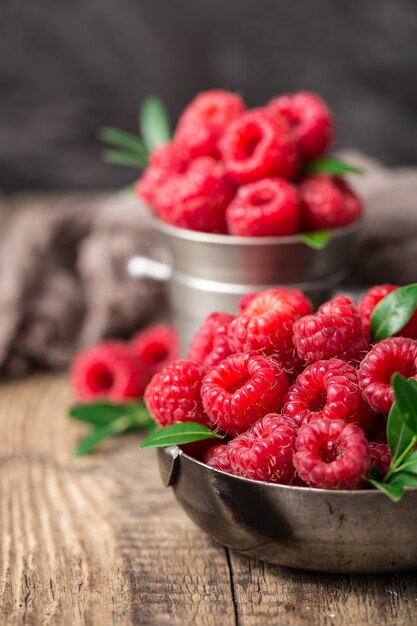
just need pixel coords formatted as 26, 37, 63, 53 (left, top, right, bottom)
155, 157, 234, 233
293, 296, 369, 366
130, 324, 179, 378
228, 289, 300, 369
294, 419, 371, 490
358, 338, 417, 415
201, 352, 288, 435
204, 444, 233, 473
298, 174, 363, 230
226, 177, 300, 237
369, 442, 391, 479
175, 89, 245, 159
358, 284, 417, 339
283, 358, 371, 429
239, 288, 312, 318
219, 109, 298, 184
135, 143, 189, 207
267, 91, 333, 160
71, 341, 148, 402
188, 312, 235, 370
226, 414, 297, 484
144, 359, 209, 427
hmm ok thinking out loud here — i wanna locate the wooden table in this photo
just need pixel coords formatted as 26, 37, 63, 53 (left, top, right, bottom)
1, 373, 417, 626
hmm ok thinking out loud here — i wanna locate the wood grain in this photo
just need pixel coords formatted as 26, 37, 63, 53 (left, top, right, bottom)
0, 373, 416, 626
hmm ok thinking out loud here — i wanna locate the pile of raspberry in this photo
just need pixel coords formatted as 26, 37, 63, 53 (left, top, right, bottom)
135, 90, 363, 237
145, 285, 417, 490
71, 323, 179, 402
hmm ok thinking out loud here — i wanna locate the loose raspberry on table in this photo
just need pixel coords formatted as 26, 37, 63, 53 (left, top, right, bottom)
293, 296, 369, 366
135, 142, 189, 207
219, 109, 298, 185
71, 341, 148, 402
226, 414, 297, 484
174, 90, 245, 159
226, 177, 300, 237
155, 157, 235, 233
188, 312, 235, 370
204, 444, 233, 473
298, 174, 363, 230
201, 352, 288, 435
358, 337, 417, 415
144, 359, 209, 427
294, 419, 371, 490
283, 358, 371, 429
239, 288, 312, 317
368, 442, 391, 480
358, 284, 417, 339
130, 324, 179, 378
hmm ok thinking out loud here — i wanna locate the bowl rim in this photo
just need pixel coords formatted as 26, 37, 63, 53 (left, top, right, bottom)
170, 446, 417, 497
152, 216, 363, 246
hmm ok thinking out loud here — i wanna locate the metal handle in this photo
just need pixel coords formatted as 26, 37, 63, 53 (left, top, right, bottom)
127, 256, 172, 282
157, 446, 181, 487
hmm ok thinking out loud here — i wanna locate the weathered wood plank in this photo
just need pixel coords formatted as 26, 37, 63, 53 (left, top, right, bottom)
0, 374, 235, 626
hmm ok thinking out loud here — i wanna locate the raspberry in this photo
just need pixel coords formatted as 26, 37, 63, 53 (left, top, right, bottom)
201, 352, 288, 435
239, 288, 312, 317
71, 341, 148, 402
293, 296, 369, 366
358, 337, 417, 415
369, 442, 391, 479
144, 359, 209, 427
188, 313, 235, 370
135, 143, 189, 207
298, 174, 363, 230
294, 419, 371, 490
219, 109, 298, 184
226, 177, 300, 237
226, 414, 297, 484
283, 358, 371, 429
155, 157, 234, 233
228, 289, 300, 371
130, 323, 179, 378
174, 89, 245, 159
358, 284, 417, 339
204, 443, 233, 473
267, 91, 333, 160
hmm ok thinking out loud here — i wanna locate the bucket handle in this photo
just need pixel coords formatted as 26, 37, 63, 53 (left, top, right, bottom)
158, 446, 181, 487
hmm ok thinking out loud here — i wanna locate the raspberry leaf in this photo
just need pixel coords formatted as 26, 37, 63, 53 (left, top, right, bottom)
387, 400, 415, 462
396, 450, 417, 475
69, 401, 153, 427
392, 374, 417, 433
298, 230, 332, 250
97, 127, 148, 160
101, 150, 147, 168
388, 472, 417, 488
368, 479, 404, 502
303, 157, 365, 176
74, 411, 154, 456
140, 96, 171, 151
140, 423, 223, 449
370, 283, 417, 341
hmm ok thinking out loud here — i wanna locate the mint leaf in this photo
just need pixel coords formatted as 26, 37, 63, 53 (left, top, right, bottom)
140, 97, 171, 151
368, 479, 404, 502
299, 230, 332, 250
389, 472, 417, 489
392, 374, 417, 433
69, 401, 153, 427
397, 450, 417, 475
370, 284, 417, 341
101, 149, 147, 168
387, 400, 415, 462
303, 157, 365, 176
97, 127, 148, 159
140, 422, 223, 449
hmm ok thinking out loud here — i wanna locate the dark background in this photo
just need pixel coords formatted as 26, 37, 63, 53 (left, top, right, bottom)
1, 0, 416, 192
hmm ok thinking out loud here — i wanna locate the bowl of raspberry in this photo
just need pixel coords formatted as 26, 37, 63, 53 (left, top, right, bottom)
143, 285, 417, 573
130, 90, 363, 352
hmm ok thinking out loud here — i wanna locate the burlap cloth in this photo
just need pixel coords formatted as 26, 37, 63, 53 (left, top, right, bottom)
0, 151, 415, 378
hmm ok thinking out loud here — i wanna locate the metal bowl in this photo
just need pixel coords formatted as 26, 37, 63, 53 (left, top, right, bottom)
158, 446, 417, 574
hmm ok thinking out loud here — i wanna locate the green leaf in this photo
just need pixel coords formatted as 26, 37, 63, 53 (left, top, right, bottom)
370, 283, 417, 341
69, 401, 153, 427
387, 400, 415, 462
101, 149, 146, 168
397, 450, 417, 475
140, 422, 223, 449
303, 157, 365, 176
392, 374, 417, 433
299, 230, 332, 250
73, 414, 138, 456
368, 478, 404, 502
97, 126, 148, 159
389, 471, 417, 489
140, 97, 171, 151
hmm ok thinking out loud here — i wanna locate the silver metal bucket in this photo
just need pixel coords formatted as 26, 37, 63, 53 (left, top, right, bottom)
158, 446, 417, 574
129, 218, 361, 352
